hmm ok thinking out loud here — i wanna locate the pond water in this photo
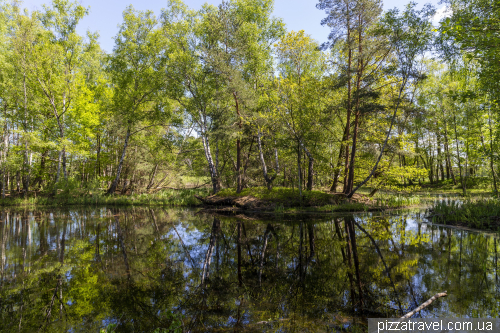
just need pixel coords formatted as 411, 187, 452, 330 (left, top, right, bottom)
0, 206, 498, 332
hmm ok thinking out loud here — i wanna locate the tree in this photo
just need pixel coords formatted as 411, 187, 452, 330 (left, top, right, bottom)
317, 0, 383, 193
106, 6, 172, 195
348, 2, 435, 197
275, 30, 326, 194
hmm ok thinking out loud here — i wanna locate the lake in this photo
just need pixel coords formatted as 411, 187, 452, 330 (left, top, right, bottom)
0, 205, 498, 332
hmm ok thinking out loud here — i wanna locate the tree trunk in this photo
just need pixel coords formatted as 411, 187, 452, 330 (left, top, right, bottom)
233, 92, 243, 193
346, 16, 364, 195
201, 133, 220, 194
346, 111, 360, 194
488, 107, 498, 194
33, 150, 48, 189
343, 24, 353, 194
107, 128, 131, 195
95, 134, 101, 180
437, 134, 445, 182
16, 171, 20, 193
257, 131, 278, 190
330, 125, 348, 192
453, 115, 466, 195
443, 115, 456, 185
307, 155, 314, 191
347, 76, 408, 198
147, 164, 158, 190
297, 142, 302, 202
22, 73, 30, 198
1, 109, 7, 199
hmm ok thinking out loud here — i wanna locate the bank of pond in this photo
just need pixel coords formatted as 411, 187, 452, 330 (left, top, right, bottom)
0, 204, 498, 332
0, 186, 421, 213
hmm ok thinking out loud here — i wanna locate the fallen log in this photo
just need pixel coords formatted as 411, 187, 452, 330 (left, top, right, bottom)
401, 291, 447, 319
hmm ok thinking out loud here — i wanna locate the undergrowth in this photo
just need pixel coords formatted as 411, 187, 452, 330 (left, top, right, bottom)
373, 194, 421, 208
217, 187, 336, 206
0, 188, 210, 208
428, 198, 500, 230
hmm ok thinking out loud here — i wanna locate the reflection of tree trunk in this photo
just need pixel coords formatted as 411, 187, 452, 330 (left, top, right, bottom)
299, 222, 304, 280
59, 221, 66, 318
345, 217, 363, 310
201, 218, 220, 285
241, 223, 254, 265
95, 223, 101, 263
352, 220, 403, 315
343, 219, 356, 308
459, 231, 462, 285
259, 224, 272, 285
150, 209, 160, 234
39, 220, 48, 256
306, 223, 315, 265
297, 143, 302, 202
168, 217, 197, 269
494, 238, 498, 284
115, 214, 131, 281
39, 220, 66, 331
334, 218, 355, 307
237, 222, 242, 287
0, 213, 5, 278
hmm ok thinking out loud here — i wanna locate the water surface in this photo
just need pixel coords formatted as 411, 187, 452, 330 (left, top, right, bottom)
0, 207, 498, 332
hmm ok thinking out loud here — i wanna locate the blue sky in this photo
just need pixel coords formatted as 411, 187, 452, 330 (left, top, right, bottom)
21, 0, 445, 52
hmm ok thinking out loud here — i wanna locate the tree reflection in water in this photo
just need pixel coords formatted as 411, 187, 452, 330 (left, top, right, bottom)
0, 207, 499, 332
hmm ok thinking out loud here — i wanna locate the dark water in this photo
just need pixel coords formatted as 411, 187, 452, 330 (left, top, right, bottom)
0, 207, 498, 332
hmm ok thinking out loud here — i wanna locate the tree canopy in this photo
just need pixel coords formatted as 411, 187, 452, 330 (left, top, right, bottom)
0, 0, 498, 199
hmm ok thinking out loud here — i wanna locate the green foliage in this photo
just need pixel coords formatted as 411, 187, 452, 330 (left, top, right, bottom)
0, 0, 498, 216
429, 198, 500, 230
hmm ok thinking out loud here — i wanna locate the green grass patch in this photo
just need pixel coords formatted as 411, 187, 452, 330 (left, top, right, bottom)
0, 188, 211, 208
416, 177, 495, 195
373, 193, 421, 208
429, 198, 500, 230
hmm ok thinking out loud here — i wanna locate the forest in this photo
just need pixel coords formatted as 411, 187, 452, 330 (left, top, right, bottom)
2, 0, 500, 330
0, 0, 498, 203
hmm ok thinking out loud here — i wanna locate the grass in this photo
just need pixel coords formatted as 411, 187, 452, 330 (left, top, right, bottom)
414, 177, 495, 196
428, 198, 500, 230
217, 187, 338, 207
216, 186, 421, 211
0, 185, 421, 212
0, 188, 211, 208
373, 193, 421, 208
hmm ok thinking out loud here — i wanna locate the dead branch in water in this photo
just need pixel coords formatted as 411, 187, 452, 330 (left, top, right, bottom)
401, 291, 447, 318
